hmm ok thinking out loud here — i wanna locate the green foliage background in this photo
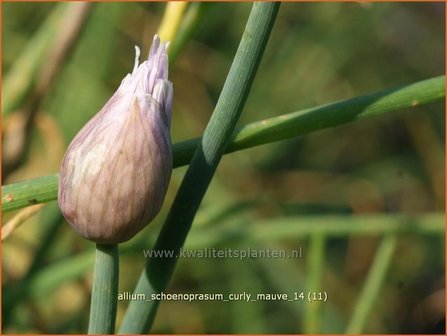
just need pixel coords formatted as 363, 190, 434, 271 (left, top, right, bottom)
2, 2, 445, 334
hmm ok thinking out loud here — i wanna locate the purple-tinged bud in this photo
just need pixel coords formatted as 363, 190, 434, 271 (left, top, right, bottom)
58, 35, 173, 244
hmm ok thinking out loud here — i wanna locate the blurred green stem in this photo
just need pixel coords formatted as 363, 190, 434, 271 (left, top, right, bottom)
2, 2, 91, 117
88, 244, 119, 334
169, 3, 212, 64
119, 2, 280, 333
345, 235, 397, 333
2, 75, 444, 213
304, 233, 326, 334
2, 3, 66, 117
157, 2, 188, 43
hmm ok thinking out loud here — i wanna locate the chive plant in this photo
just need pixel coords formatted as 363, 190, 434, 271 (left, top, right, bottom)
1, 2, 445, 334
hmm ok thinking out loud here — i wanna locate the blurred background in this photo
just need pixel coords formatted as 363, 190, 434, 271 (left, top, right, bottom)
2, 2, 445, 334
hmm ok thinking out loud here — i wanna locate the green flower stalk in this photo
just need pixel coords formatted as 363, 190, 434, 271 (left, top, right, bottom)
58, 35, 173, 244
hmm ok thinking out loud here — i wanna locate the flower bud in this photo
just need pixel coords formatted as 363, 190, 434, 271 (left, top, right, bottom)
58, 35, 173, 244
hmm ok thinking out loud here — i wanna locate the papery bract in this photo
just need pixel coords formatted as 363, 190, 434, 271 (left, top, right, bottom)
58, 35, 173, 244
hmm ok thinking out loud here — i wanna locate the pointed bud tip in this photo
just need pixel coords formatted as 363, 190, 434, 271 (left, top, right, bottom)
132, 46, 141, 74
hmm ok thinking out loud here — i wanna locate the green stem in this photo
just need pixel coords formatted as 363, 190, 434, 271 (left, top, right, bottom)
118, 2, 280, 333
157, 2, 188, 43
345, 235, 397, 333
2, 75, 444, 213
2, 3, 67, 117
304, 233, 326, 334
169, 3, 212, 64
88, 244, 119, 335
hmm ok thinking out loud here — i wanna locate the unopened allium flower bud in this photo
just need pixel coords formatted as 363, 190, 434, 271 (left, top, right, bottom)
58, 35, 173, 244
